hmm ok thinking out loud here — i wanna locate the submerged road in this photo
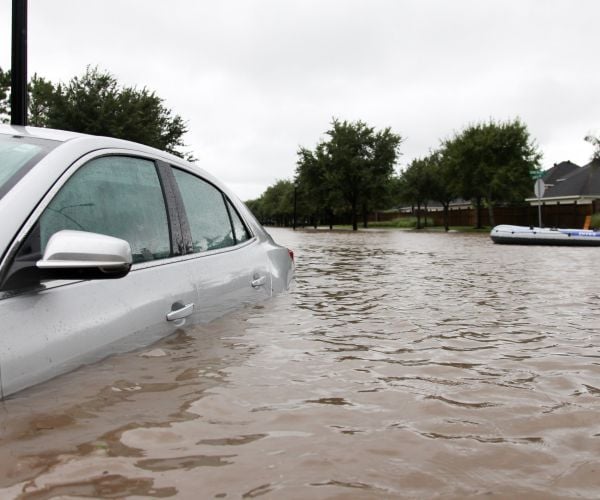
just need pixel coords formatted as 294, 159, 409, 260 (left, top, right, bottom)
1, 228, 599, 498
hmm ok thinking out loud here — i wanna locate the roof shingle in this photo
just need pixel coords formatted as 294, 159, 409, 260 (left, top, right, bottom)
543, 158, 600, 197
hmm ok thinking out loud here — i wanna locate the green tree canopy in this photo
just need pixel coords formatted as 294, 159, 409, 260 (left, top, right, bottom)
443, 119, 541, 227
296, 118, 402, 230
0, 66, 192, 159
295, 143, 343, 229
427, 150, 459, 231
398, 148, 461, 230
398, 155, 437, 229
246, 179, 295, 226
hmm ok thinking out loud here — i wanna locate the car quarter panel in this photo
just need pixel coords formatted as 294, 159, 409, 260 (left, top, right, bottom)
184, 240, 272, 322
233, 202, 294, 294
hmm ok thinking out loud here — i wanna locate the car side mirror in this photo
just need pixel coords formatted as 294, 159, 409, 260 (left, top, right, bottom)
36, 230, 132, 280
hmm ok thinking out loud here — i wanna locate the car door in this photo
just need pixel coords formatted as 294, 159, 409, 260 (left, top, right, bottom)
167, 166, 272, 321
0, 153, 200, 398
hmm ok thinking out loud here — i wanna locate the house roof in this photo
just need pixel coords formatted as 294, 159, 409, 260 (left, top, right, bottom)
542, 158, 600, 198
542, 160, 580, 186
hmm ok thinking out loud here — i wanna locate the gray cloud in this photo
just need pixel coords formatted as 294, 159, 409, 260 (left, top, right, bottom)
1, 0, 599, 199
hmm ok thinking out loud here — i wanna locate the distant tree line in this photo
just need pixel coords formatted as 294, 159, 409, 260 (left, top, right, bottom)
0, 66, 192, 159
248, 119, 403, 231
401, 119, 542, 229
248, 118, 542, 230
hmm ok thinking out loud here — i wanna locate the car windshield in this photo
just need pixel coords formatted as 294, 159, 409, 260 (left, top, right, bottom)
0, 134, 59, 200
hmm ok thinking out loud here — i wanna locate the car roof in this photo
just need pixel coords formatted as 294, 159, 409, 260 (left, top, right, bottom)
0, 124, 86, 142
0, 124, 251, 213
0, 125, 192, 172
0, 126, 246, 201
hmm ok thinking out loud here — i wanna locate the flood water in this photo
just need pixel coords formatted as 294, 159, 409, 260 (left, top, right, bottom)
1, 227, 599, 499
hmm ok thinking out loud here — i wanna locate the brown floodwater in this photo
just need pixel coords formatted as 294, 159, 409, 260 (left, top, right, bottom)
1, 227, 599, 499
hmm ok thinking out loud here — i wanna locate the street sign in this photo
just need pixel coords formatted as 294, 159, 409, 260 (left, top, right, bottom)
534, 178, 545, 198
529, 169, 543, 180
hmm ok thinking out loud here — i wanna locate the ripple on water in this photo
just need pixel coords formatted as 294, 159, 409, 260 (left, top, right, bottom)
1, 228, 599, 498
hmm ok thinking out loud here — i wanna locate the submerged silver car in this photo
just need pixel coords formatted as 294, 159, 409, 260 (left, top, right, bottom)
0, 125, 294, 398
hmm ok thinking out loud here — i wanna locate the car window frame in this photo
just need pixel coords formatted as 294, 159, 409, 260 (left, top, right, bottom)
38, 155, 176, 264
224, 196, 252, 245
0, 150, 259, 296
161, 164, 257, 260
0, 149, 185, 294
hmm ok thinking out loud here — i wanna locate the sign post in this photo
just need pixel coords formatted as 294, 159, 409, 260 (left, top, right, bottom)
534, 178, 545, 228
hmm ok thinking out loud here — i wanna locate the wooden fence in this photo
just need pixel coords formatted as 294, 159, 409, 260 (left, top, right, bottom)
374, 202, 599, 228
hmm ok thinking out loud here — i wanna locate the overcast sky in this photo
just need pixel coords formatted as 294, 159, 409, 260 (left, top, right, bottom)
1, 0, 599, 200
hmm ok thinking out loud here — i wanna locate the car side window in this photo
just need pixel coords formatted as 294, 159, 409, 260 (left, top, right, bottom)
39, 156, 171, 263
226, 199, 251, 244
172, 168, 234, 252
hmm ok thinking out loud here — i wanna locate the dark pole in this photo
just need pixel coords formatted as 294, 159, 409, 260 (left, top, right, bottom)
293, 184, 297, 230
11, 0, 28, 126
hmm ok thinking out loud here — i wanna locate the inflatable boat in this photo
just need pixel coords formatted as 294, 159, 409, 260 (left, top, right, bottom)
490, 224, 600, 246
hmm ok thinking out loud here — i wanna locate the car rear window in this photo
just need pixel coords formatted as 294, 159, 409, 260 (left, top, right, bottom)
0, 134, 59, 200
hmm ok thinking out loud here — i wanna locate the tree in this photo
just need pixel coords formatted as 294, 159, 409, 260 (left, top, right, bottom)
296, 143, 342, 229
28, 74, 54, 127
399, 156, 435, 229
244, 197, 264, 222
248, 179, 295, 226
359, 125, 403, 227
427, 149, 460, 231
401, 150, 458, 231
584, 133, 600, 160
0, 66, 192, 159
0, 67, 10, 123
297, 118, 402, 231
443, 119, 541, 227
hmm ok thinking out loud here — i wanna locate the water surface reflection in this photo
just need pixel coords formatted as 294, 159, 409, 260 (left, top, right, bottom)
1, 228, 599, 498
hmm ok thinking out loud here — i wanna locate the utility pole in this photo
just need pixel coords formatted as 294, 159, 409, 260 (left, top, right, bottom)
11, 0, 28, 126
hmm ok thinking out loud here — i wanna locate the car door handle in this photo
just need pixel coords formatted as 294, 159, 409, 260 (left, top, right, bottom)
166, 302, 195, 321
251, 275, 266, 288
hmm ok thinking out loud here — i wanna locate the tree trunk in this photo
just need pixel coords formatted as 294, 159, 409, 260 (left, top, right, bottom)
487, 200, 495, 228
362, 203, 368, 228
351, 199, 358, 231
475, 197, 483, 229
416, 202, 422, 229
443, 203, 449, 231
328, 208, 333, 230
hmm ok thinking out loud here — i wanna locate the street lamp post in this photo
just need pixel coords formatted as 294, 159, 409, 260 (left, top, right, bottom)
11, 0, 28, 126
